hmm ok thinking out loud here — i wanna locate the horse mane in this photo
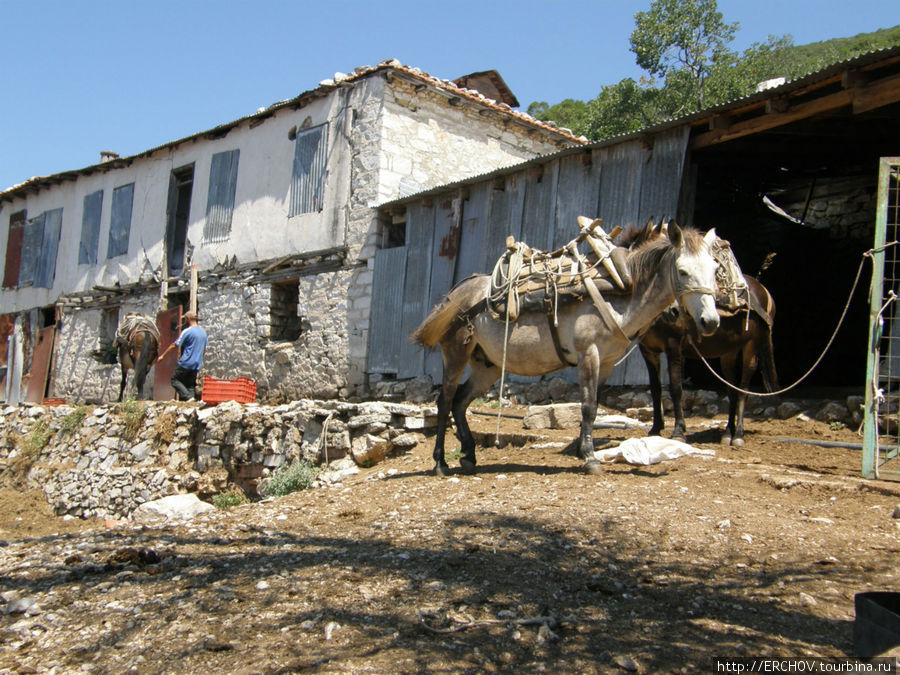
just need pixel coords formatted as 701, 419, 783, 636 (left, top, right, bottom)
625, 226, 706, 289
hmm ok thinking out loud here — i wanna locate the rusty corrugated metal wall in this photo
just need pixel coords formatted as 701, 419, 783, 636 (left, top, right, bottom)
370, 126, 691, 385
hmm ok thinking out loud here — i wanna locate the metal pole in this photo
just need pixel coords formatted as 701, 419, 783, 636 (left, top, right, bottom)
862, 158, 896, 479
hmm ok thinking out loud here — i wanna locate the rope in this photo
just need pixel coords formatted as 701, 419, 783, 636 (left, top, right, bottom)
494, 294, 514, 446
688, 248, 870, 397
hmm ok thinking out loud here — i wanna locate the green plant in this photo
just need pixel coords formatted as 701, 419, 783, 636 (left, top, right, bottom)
27, 419, 52, 454
260, 460, 319, 498
59, 407, 88, 435
212, 489, 250, 509
829, 421, 846, 431
118, 398, 146, 441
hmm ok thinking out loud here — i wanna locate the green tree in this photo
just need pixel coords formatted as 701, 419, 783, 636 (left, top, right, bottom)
629, 0, 737, 111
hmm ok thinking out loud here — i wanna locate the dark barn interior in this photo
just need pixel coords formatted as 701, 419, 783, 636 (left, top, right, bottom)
684, 55, 900, 393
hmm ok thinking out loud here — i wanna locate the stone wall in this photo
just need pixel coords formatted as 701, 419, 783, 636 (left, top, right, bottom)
0, 399, 433, 521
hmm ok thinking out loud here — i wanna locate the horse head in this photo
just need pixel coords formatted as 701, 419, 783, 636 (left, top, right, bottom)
665, 222, 720, 337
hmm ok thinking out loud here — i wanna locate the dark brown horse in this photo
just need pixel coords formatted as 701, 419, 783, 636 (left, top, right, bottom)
116, 314, 160, 401
638, 275, 778, 446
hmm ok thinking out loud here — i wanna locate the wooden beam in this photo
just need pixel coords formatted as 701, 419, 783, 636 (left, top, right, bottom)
853, 71, 900, 114
691, 72, 900, 149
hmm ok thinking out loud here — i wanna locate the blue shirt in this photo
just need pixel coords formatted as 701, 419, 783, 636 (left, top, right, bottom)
175, 325, 208, 370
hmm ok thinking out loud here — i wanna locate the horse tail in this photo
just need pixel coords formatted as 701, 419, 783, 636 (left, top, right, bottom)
411, 275, 485, 347
411, 298, 460, 347
758, 323, 779, 392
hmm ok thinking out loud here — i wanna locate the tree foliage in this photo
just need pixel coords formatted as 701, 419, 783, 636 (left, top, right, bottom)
527, 0, 900, 143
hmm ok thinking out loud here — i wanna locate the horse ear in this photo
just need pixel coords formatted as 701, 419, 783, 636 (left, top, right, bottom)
667, 221, 683, 247
704, 228, 718, 246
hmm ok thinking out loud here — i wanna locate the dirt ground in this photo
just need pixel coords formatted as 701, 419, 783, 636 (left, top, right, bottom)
1, 401, 899, 674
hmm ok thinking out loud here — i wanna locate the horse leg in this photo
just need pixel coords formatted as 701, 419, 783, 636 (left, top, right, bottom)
454, 358, 501, 475
720, 352, 741, 446
640, 345, 665, 436
667, 342, 687, 441
118, 364, 128, 402
431, 328, 477, 477
133, 332, 155, 400
730, 343, 759, 448
576, 344, 601, 459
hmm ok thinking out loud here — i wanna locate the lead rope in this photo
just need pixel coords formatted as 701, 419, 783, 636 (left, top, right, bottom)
688, 248, 871, 398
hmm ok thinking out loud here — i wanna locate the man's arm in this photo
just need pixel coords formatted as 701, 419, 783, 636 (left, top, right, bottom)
156, 342, 178, 364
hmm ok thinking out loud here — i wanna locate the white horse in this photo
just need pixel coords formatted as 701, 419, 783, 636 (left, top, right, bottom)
412, 223, 720, 476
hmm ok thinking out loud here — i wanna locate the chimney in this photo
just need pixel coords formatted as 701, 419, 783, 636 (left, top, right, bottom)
100, 151, 120, 163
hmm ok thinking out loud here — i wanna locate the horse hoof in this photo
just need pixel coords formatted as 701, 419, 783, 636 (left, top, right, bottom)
583, 460, 605, 475
731, 437, 745, 448
433, 463, 452, 477
459, 458, 477, 475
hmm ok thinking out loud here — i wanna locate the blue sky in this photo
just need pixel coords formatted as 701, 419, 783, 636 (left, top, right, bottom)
0, 0, 893, 191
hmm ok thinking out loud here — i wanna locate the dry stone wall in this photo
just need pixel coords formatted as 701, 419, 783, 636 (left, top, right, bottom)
0, 399, 434, 521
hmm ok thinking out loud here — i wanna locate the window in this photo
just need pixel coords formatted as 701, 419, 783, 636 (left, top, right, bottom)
79, 190, 103, 265
2, 210, 26, 289
270, 280, 302, 341
204, 149, 240, 242
34, 208, 62, 288
19, 208, 63, 289
289, 124, 328, 216
107, 183, 134, 258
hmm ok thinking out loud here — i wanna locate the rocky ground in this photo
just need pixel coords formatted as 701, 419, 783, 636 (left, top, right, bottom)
1, 400, 900, 674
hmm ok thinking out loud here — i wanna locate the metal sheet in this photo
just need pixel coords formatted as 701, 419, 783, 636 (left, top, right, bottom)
397, 203, 435, 380
79, 191, 103, 265
522, 163, 558, 251
25, 325, 55, 404
638, 126, 691, 224
554, 153, 602, 247
289, 124, 328, 216
597, 140, 646, 232
368, 246, 407, 374
153, 307, 182, 401
3, 210, 25, 289
204, 149, 240, 242
34, 208, 62, 289
18, 213, 44, 286
454, 183, 489, 281
424, 197, 460, 380
480, 174, 525, 273
108, 184, 134, 258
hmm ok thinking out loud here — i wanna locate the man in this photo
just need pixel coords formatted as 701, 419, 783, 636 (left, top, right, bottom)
157, 311, 208, 401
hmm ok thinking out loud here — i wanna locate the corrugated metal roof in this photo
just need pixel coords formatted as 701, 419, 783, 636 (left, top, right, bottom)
379, 44, 900, 209
0, 59, 584, 202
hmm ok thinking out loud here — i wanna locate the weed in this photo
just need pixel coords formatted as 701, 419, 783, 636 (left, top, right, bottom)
117, 398, 146, 441
5, 420, 52, 483
260, 460, 319, 498
829, 421, 846, 431
212, 489, 250, 509
447, 448, 462, 462
153, 409, 178, 444
59, 407, 88, 435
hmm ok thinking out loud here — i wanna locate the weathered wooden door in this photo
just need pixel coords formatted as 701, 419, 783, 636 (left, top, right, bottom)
153, 307, 182, 401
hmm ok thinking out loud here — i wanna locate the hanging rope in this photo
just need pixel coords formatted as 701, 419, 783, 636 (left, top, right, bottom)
688, 246, 877, 398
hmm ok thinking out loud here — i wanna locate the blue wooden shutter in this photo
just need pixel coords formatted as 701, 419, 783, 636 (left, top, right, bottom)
289, 124, 328, 216
34, 208, 62, 288
204, 149, 240, 242
107, 183, 134, 258
79, 190, 103, 265
18, 213, 44, 286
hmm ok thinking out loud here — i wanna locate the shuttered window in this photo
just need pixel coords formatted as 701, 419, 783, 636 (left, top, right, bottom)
2, 210, 26, 289
203, 149, 240, 242
289, 124, 328, 217
79, 190, 103, 265
18, 213, 44, 286
34, 208, 62, 288
107, 183, 134, 258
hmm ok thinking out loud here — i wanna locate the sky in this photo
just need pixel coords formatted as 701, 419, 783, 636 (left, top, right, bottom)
0, 0, 894, 192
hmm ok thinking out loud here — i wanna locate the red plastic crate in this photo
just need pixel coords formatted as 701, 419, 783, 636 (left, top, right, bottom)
201, 376, 257, 405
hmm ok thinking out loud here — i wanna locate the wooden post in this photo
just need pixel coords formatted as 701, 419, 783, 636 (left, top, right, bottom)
190, 264, 198, 313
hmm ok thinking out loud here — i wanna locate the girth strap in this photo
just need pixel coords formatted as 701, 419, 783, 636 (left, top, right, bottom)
546, 313, 577, 367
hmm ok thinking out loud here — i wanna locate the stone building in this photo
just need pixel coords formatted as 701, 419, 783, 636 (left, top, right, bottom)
0, 60, 582, 404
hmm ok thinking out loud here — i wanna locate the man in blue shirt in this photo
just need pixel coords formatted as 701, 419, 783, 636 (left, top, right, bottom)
157, 311, 208, 401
